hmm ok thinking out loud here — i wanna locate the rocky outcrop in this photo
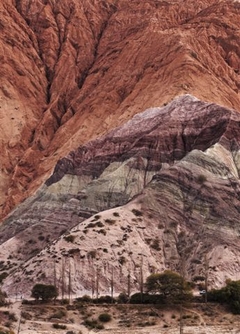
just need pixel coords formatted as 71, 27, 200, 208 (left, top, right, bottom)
0, 0, 240, 218
1, 95, 240, 297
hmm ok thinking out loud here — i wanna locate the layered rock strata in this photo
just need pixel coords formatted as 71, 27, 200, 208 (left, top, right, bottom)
1, 95, 240, 297
0, 0, 240, 218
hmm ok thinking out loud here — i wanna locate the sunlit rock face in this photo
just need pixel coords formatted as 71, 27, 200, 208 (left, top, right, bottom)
0, 0, 240, 218
1, 95, 240, 297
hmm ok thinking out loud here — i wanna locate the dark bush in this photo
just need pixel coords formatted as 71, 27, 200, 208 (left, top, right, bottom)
31, 283, 58, 301
117, 292, 128, 304
52, 323, 67, 329
132, 209, 143, 216
75, 295, 91, 303
64, 235, 75, 243
98, 313, 112, 322
83, 319, 104, 330
93, 295, 115, 304
130, 292, 165, 304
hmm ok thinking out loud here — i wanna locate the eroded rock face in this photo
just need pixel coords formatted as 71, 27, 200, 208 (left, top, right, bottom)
1, 95, 240, 297
0, 0, 240, 218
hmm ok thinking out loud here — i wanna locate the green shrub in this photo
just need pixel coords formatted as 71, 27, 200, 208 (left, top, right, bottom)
50, 309, 66, 319
83, 319, 104, 329
132, 209, 143, 216
52, 323, 67, 329
98, 313, 112, 322
64, 235, 75, 243
105, 219, 116, 225
92, 215, 101, 221
117, 292, 128, 304
130, 292, 165, 304
93, 295, 115, 304
61, 298, 69, 305
197, 174, 207, 184
75, 295, 91, 303
8, 312, 17, 322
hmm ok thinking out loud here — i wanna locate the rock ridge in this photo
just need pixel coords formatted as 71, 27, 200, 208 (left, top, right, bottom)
0, 96, 239, 297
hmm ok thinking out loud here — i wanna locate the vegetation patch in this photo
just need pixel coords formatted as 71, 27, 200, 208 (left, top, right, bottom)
83, 318, 104, 330
52, 323, 67, 329
63, 235, 75, 243
98, 313, 112, 322
151, 238, 161, 251
105, 219, 116, 225
86, 221, 104, 229
197, 174, 207, 184
50, 309, 66, 319
132, 208, 143, 216
92, 215, 101, 221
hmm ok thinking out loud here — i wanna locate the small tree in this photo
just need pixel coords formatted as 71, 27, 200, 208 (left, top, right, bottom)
31, 284, 58, 302
145, 270, 192, 303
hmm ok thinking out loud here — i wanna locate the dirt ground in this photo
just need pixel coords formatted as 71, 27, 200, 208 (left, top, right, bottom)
1, 301, 240, 334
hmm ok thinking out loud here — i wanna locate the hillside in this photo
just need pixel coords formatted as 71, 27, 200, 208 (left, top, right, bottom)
0, 0, 240, 305
0, 95, 239, 298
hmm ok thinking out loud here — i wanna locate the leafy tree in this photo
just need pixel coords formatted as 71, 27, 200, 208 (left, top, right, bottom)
145, 270, 192, 303
117, 292, 128, 304
31, 284, 58, 301
208, 279, 240, 314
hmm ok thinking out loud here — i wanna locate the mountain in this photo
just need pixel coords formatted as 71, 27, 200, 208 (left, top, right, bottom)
0, 0, 240, 219
0, 0, 240, 297
1, 95, 240, 297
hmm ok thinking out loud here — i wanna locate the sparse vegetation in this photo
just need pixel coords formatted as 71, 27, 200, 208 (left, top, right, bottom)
190, 50, 198, 59
92, 215, 101, 221
50, 309, 66, 319
98, 228, 106, 235
132, 208, 143, 216
105, 218, 116, 225
86, 221, 104, 228
87, 250, 97, 258
197, 174, 207, 184
8, 312, 17, 322
64, 234, 75, 243
52, 323, 67, 329
151, 238, 161, 251
83, 318, 104, 330
118, 256, 126, 265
